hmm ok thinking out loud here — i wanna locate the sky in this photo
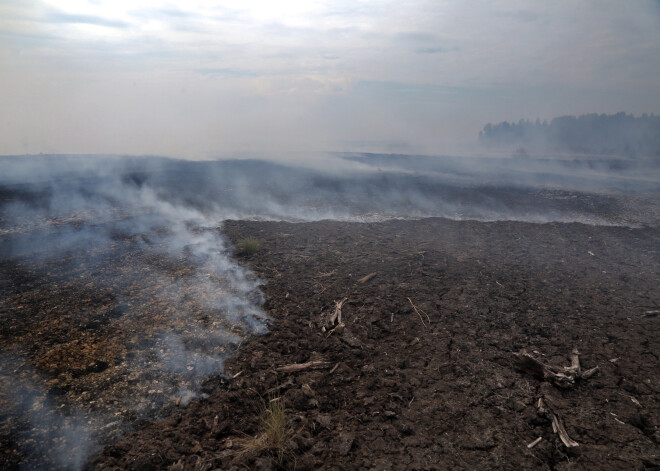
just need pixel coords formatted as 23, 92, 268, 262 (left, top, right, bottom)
1, 0, 659, 157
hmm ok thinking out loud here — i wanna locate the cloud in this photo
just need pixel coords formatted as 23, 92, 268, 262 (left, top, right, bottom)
395, 31, 438, 43
195, 68, 261, 78
0, 0, 659, 156
146, 8, 197, 19
414, 46, 456, 54
45, 11, 130, 28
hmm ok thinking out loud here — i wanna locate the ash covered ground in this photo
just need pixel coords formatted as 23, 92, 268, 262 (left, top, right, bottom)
0, 153, 658, 470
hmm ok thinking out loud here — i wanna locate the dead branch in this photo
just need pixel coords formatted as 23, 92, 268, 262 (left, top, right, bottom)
276, 360, 331, 373
514, 347, 599, 388
329, 298, 348, 325
537, 398, 579, 447
357, 272, 377, 284
514, 353, 574, 387
581, 366, 600, 379
407, 297, 430, 328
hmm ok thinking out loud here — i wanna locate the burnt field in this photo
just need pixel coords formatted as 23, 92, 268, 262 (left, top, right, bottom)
0, 154, 659, 470
97, 216, 660, 471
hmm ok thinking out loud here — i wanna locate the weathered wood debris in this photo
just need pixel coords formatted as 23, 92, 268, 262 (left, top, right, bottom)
514, 347, 599, 389
515, 347, 600, 448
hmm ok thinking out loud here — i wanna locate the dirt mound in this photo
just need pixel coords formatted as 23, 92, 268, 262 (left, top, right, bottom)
90, 218, 660, 470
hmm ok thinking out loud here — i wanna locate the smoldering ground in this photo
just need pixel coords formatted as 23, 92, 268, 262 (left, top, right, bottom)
0, 156, 269, 470
0, 153, 658, 470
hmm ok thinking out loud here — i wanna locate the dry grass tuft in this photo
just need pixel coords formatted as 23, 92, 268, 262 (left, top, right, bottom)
234, 396, 295, 467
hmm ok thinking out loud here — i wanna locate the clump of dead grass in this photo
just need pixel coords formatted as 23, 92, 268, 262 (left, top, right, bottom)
234, 396, 295, 467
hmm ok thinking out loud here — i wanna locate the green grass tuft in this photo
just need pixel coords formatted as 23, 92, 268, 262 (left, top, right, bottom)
237, 237, 261, 255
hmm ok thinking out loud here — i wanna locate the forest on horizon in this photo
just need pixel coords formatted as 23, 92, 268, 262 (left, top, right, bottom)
479, 112, 660, 157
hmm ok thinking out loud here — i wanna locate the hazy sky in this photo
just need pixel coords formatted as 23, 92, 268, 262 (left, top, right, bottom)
1, 0, 659, 157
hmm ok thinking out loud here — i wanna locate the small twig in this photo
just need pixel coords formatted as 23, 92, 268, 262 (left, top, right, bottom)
537, 397, 579, 447
265, 378, 294, 395
314, 282, 327, 295
610, 413, 626, 425
326, 323, 345, 338
552, 415, 579, 447
276, 360, 330, 373
407, 297, 430, 328
527, 437, 543, 449
357, 272, 377, 284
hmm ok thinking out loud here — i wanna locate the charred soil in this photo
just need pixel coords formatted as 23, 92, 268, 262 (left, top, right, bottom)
89, 217, 659, 470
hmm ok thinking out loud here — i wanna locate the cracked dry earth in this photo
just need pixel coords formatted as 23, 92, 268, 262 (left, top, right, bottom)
91, 217, 659, 470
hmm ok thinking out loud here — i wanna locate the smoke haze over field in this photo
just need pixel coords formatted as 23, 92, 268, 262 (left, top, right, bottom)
1, 1, 659, 468
0, 152, 658, 469
0, 155, 272, 469
1, 1, 660, 156
1, 153, 659, 228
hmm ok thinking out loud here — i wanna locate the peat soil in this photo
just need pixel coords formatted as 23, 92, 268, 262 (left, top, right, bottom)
91, 217, 659, 470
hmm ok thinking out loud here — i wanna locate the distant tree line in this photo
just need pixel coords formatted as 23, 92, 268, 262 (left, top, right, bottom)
479, 112, 660, 157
